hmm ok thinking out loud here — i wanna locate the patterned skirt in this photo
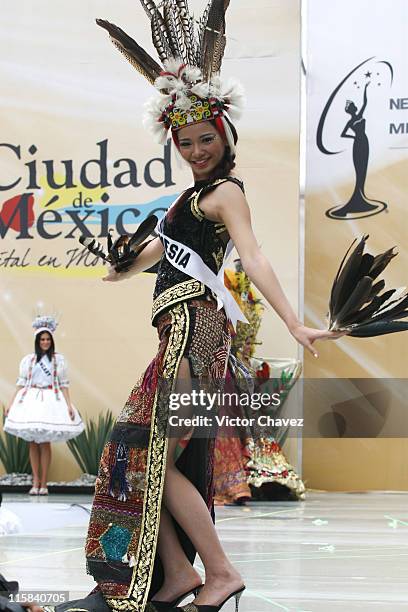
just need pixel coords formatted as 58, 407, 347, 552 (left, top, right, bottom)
84, 298, 231, 612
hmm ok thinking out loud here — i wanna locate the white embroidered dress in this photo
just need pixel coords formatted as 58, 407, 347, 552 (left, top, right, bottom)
4, 353, 85, 443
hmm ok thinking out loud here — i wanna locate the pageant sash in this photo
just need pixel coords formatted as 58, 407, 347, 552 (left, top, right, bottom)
156, 216, 248, 330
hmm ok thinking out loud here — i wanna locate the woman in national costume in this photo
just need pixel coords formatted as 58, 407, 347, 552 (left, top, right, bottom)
214, 264, 305, 505
55, 3, 343, 612
4, 316, 84, 495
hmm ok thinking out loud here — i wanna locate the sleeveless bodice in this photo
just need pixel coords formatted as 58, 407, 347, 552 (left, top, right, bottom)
151, 176, 244, 325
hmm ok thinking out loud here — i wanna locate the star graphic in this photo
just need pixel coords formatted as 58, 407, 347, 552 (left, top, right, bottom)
365, 71, 372, 78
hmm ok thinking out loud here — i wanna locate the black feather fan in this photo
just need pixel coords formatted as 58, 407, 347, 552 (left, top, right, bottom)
79, 215, 158, 273
328, 235, 408, 337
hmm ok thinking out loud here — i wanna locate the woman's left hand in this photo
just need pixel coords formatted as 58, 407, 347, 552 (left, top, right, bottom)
289, 324, 348, 358
68, 405, 75, 421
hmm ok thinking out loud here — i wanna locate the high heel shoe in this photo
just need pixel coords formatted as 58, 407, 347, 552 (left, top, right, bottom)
148, 585, 203, 611
178, 586, 246, 612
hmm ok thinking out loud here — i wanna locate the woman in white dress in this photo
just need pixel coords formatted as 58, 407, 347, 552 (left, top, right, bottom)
4, 316, 84, 495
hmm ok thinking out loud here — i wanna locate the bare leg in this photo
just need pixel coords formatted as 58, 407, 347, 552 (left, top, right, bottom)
29, 442, 41, 488
153, 504, 202, 601
152, 357, 202, 602
157, 358, 243, 606
39, 442, 51, 488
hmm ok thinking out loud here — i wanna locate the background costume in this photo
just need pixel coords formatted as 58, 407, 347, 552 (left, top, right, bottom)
213, 263, 305, 504
4, 317, 84, 443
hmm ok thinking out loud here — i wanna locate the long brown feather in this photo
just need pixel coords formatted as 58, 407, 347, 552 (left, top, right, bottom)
163, 1, 183, 60
139, 0, 158, 20
197, 0, 212, 66
175, 0, 194, 63
172, 0, 188, 63
96, 19, 161, 84
151, 10, 172, 62
201, 0, 229, 80
188, 14, 197, 65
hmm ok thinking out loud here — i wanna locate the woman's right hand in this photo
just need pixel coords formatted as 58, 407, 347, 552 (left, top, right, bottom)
102, 266, 125, 282
4, 405, 10, 417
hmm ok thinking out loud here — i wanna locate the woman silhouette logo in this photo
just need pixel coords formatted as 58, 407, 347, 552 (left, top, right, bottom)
316, 57, 392, 220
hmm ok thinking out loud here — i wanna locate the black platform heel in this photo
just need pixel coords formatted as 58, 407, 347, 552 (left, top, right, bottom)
148, 585, 203, 611
178, 586, 246, 611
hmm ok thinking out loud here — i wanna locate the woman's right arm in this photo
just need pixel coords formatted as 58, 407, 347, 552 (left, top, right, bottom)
5, 387, 24, 416
5, 355, 30, 414
103, 237, 164, 282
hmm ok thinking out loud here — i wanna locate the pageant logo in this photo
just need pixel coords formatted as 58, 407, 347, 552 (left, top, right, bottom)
316, 57, 394, 220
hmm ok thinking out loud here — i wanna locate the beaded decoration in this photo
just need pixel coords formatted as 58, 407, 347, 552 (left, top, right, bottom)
19, 354, 61, 403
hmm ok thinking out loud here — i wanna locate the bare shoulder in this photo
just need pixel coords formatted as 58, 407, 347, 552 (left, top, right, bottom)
210, 178, 247, 210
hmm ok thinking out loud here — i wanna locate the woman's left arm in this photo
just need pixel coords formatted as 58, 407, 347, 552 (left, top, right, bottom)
61, 387, 75, 421
57, 355, 75, 420
212, 182, 345, 357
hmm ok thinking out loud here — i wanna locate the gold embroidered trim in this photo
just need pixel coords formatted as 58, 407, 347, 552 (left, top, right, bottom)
212, 246, 224, 271
191, 190, 205, 222
190, 178, 229, 222
215, 223, 227, 234
107, 303, 190, 612
151, 279, 205, 323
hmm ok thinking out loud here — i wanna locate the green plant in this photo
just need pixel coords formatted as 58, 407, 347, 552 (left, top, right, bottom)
67, 411, 115, 475
0, 409, 32, 474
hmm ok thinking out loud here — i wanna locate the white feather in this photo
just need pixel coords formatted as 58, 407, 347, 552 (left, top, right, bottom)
191, 82, 210, 98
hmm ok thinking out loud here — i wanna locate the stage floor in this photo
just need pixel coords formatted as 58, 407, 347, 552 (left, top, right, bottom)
1, 492, 407, 611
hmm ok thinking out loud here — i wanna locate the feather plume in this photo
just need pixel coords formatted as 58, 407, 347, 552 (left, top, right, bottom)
79, 236, 109, 261
139, 0, 159, 20
151, 10, 172, 62
96, 19, 161, 84
200, 0, 229, 81
188, 14, 198, 66
196, 0, 212, 66
348, 320, 408, 337
175, 0, 194, 64
172, 1, 189, 63
369, 247, 398, 279
330, 235, 367, 320
163, 0, 184, 60
328, 235, 408, 337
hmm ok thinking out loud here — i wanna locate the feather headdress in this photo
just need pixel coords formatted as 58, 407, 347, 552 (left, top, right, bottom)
32, 315, 58, 336
96, 0, 244, 152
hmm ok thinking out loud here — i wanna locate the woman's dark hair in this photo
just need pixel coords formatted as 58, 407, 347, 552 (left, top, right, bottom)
167, 118, 238, 222
34, 331, 55, 363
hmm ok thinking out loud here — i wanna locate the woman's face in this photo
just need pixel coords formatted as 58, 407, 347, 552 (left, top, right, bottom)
39, 332, 52, 352
176, 121, 226, 179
